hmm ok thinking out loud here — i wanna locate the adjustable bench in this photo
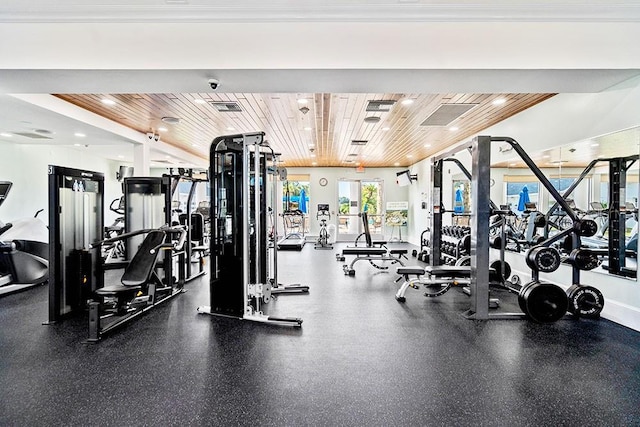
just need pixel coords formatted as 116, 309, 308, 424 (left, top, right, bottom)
395, 265, 476, 301
340, 247, 407, 275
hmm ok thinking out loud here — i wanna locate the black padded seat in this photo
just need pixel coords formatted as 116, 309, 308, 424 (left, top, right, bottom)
342, 247, 387, 256
389, 249, 408, 255
397, 266, 425, 275
95, 283, 141, 296
121, 230, 165, 287
424, 266, 472, 277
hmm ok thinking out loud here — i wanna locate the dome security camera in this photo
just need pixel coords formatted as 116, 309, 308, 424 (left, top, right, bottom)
208, 78, 220, 90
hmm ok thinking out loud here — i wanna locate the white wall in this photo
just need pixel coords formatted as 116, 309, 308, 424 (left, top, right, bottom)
0, 140, 123, 226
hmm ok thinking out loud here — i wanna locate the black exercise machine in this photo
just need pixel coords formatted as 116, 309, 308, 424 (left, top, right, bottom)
314, 203, 333, 249
197, 132, 303, 327
336, 212, 407, 275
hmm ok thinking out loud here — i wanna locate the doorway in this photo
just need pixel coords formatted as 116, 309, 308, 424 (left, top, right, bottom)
337, 179, 384, 242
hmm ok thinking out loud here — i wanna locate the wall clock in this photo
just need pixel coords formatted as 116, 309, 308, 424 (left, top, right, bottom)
319, 177, 328, 187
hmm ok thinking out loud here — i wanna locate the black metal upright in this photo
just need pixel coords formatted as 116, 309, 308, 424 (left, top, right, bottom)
47, 165, 104, 323
609, 158, 626, 274
430, 160, 443, 266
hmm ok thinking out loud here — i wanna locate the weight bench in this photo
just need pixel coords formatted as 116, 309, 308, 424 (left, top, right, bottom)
394, 265, 500, 304
340, 247, 407, 275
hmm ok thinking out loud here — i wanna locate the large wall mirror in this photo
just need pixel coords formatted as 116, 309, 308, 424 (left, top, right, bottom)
490, 127, 640, 280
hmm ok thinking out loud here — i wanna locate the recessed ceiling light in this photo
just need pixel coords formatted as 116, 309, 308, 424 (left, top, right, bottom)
297, 99, 308, 104
226, 126, 235, 131
158, 127, 168, 132
492, 98, 506, 105
101, 99, 116, 106
424, 144, 431, 148
0, 132, 12, 137
394, 162, 400, 166
164, 155, 171, 159
191, 143, 200, 147
591, 143, 600, 147
449, 127, 459, 131
509, 163, 517, 166
304, 127, 312, 131
407, 154, 413, 158
382, 127, 390, 131
118, 155, 125, 158
74, 132, 86, 138
310, 154, 316, 158
312, 162, 318, 166
194, 99, 207, 104
401, 99, 414, 106
74, 143, 82, 147
543, 155, 550, 158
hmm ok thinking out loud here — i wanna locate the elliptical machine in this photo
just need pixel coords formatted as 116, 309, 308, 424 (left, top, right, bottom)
314, 203, 333, 249
0, 181, 49, 296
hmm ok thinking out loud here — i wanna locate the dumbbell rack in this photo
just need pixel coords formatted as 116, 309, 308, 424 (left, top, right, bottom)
439, 226, 471, 265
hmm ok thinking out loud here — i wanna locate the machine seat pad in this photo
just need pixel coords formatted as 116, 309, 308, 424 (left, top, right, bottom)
121, 230, 165, 287
95, 284, 142, 295
424, 266, 472, 277
389, 249, 408, 255
342, 247, 387, 256
191, 245, 208, 252
397, 266, 425, 275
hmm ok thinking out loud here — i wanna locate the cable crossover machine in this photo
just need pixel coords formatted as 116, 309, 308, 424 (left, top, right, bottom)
197, 132, 304, 327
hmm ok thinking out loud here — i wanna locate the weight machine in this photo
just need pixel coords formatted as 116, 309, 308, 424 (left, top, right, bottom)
197, 132, 303, 327
314, 203, 333, 249
397, 136, 604, 323
46, 167, 186, 341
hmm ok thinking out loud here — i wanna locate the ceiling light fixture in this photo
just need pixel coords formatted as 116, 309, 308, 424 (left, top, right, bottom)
297, 99, 308, 104
401, 99, 414, 106
1, 132, 13, 137
381, 127, 390, 131
226, 126, 235, 131
158, 127, 168, 132
118, 155, 125, 158
591, 143, 600, 147
194, 99, 207, 104
101, 99, 116, 106
304, 127, 312, 131
407, 154, 413, 158
449, 126, 459, 131
310, 154, 316, 158
312, 162, 318, 166
74, 132, 86, 137
394, 162, 400, 166
73, 143, 82, 147
424, 144, 431, 148
161, 117, 180, 125
492, 98, 506, 105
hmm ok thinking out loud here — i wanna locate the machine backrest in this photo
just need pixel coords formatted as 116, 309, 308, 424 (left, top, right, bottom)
361, 212, 373, 247
121, 230, 165, 287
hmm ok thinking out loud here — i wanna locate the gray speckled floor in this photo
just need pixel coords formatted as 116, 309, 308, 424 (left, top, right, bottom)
1, 242, 640, 426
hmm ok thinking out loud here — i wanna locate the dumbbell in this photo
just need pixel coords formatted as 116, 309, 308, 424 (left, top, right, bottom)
566, 284, 604, 318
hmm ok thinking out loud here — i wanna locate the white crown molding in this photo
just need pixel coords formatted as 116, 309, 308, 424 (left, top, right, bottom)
1, 3, 640, 23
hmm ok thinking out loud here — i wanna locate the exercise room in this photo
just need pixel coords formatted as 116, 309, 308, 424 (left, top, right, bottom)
1, 2, 640, 426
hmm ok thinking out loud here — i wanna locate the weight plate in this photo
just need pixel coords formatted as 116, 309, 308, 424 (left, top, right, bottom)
568, 249, 600, 271
455, 256, 471, 266
489, 260, 511, 282
576, 219, 598, 237
461, 235, 471, 254
526, 246, 561, 273
567, 285, 604, 318
518, 281, 539, 314
520, 282, 568, 323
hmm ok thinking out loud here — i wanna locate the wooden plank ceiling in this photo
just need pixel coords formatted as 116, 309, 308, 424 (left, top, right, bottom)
56, 92, 554, 167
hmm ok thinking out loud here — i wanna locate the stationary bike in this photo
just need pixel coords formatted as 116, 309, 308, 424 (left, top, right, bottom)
314, 204, 333, 249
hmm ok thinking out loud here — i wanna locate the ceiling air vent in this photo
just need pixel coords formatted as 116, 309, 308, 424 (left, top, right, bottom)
347, 153, 358, 157
209, 101, 243, 113
13, 132, 53, 139
366, 100, 396, 112
364, 116, 381, 124
351, 140, 368, 146
420, 103, 478, 126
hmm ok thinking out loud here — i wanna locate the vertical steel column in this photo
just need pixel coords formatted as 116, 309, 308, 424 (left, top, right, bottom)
431, 159, 443, 266
608, 158, 626, 274
468, 136, 492, 319
254, 143, 262, 288
242, 139, 250, 313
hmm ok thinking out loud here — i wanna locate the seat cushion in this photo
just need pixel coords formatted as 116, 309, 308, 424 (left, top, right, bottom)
342, 247, 387, 256
397, 266, 425, 275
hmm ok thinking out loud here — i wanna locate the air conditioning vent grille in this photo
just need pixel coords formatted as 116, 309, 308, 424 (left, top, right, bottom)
366, 100, 396, 112
420, 103, 478, 126
351, 140, 368, 146
209, 102, 243, 112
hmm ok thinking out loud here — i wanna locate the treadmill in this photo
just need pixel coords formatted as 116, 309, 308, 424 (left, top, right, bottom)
277, 209, 306, 250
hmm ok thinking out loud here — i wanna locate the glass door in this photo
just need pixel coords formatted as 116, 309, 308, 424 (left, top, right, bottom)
337, 179, 384, 242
